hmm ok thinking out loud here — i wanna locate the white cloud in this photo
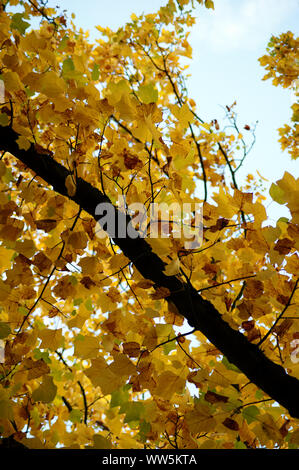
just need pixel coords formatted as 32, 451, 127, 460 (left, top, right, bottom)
192, 0, 299, 52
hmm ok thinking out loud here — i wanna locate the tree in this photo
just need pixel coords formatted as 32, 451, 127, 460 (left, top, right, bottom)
0, 0, 298, 450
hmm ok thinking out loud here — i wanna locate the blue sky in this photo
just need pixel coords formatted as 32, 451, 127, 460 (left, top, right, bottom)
32, 1, 299, 221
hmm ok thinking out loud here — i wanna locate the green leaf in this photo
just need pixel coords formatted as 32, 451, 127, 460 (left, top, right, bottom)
62, 58, 75, 76
18, 306, 28, 316
234, 440, 247, 449
58, 35, 69, 51
163, 337, 177, 355
277, 217, 289, 224
242, 405, 260, 424
222, 356, 241, 372
69, 275, 77, 285
62, 58, 86, 84
255, 389, 264, 400
85, 298, 93, 311
0, 113, 9, 127
93, 434, 113, 449
269, 182, 286, 204
0, 322, 11, 339
33, 348, 51, 364
110, 384, 130, 408
10, 13, 30, 35
69, 409, 82, 423
91, 64, 100, 81
205, 0, 215, 9
138, 420, 151, 443
137, 83, 158, 104
120, 401, 145, 424
47, 206, 56, 218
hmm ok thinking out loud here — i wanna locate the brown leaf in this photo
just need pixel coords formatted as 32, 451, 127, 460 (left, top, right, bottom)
122, 342, 141, 358
276, 294, 290, 306
273, 319, 293, 338
242, 320, 255, 331
205, 390, 228, 404
80, 276, 96, 289
150, 286, 171, 300
135, 279, 154, 289
16, 253, 32, 266
177, 334, 186, 344
243, 279, 264, 299
209, 217, 229, 233
32, 252, 52, 274
274, 238, 293, 255
124, 151, 142, 170
82, 218, 96, 240
35, 219, 57, 232
246, 327, 261, 343
34, 143, 53, 156
237, 301, 254, 320
279, 419, 290, 438
222, 417, 239, 431
24, 358, 50, 380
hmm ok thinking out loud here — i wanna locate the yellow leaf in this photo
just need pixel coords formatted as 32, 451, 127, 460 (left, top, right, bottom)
3, 71, 23, 92
93, 434, 113, 449
185, 403, 216, 433
32, 375, 57, 403
15, 239, 36, 258
74, 335, 99, 359
0, 388, 13, 419
39, 71, 66, 98
68, 231, 88, 250
16, 135, 31, 151
84, 357, 123, 395
0, 245, 14, 272
154, 371, 185, 399
68, 314, 86, 329
38, 328, 63, 351
108, 353, 135, 377
0, 279, 10, 301
97, 292, 117, 313
65, 174, 76, 197
148, 237, 172, 257
172, 103, 194, 128
163, 257, 180, 276
79, 256, 101, 275
106, 79, 131, 106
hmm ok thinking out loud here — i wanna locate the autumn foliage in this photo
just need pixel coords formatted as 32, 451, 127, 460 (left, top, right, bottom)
0, 0, 299, 450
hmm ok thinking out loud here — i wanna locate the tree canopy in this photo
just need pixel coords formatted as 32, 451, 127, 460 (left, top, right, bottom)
0, 0, 298, 450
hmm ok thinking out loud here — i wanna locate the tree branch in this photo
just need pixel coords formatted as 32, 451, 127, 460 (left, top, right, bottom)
2, 125, 299, 419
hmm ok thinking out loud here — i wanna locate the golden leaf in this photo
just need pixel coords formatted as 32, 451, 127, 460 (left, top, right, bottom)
65, 174, 76, 197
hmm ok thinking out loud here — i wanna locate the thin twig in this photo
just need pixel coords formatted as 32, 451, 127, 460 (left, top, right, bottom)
258, 278, 298, 347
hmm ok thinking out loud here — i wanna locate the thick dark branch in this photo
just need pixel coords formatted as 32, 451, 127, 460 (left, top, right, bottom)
1, 125, 299, 419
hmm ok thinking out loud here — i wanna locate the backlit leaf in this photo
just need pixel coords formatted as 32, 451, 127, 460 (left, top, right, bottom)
32, 375, 57, 403
137, 84, 158, 104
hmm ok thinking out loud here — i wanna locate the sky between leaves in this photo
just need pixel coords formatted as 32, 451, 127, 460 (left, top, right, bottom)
36, 0, 299, 223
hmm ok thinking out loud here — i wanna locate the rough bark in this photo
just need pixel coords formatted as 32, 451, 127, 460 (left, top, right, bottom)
1, 125, 299, 419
